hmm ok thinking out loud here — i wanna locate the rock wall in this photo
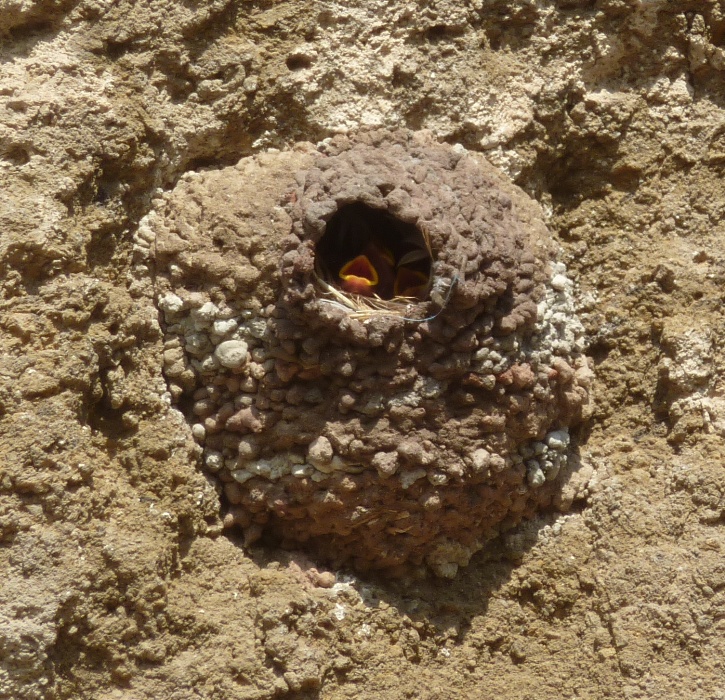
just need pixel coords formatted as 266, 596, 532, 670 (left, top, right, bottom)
2, 1, 725, 699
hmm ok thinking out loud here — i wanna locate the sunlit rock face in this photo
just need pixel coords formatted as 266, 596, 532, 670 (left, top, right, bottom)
139, 129, 591, 578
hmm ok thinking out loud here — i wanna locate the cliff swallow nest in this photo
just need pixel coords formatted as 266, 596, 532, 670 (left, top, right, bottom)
135, 129, 592, 578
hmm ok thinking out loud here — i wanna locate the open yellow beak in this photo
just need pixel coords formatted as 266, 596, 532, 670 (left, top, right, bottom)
339, 255, 379, 296
338, 245, 427, 300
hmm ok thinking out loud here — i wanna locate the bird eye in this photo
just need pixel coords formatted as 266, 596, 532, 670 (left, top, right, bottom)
315, 202, 432, 301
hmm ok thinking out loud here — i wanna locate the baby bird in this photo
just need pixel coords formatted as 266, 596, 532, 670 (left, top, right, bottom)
332, 211, 431, 300
394, 266, 429, 299
338, 240, 396, 298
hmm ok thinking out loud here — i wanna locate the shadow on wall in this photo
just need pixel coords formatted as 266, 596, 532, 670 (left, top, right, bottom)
243, 445, 587, 638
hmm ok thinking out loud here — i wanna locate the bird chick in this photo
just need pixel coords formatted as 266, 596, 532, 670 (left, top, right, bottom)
338, 241, 395, 297
394, 266, 429, 299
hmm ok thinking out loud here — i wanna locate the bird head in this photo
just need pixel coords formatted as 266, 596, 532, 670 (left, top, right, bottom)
338, 254, 379, 296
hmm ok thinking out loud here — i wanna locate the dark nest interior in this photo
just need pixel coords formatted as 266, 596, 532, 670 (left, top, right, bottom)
314, 202, 433, 302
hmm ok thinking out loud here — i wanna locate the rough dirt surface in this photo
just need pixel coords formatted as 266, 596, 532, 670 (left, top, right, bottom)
144, 129, 591, 579
2, 1, 725, 699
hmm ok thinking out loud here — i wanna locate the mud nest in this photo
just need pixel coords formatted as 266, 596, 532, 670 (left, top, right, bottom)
139, 129, 592, 577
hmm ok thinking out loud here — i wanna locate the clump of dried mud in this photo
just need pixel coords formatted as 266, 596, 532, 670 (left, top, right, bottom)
3, 1, 725, 699
142, 128, 590, 578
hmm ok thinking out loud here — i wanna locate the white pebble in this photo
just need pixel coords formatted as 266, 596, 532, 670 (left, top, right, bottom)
192, 301, 219, 329
158, 293, 184, 314
546, 429, 570, 451
136, 220, 156, 244
215, 340, 250, 369
526, 463, 546, 488
314, 455, 348, 474
205, 450, 224, 471
470, 448, 490, 472
489, 454, 506, 472
213, 318, 238, 336
196, 355, 220, 372
551, 274, 568, 291
307, 436, 333, 467
400, 469, 427, 489
292, 464, 314, 478
532, 441, 547, 455
247, 453, 304, 480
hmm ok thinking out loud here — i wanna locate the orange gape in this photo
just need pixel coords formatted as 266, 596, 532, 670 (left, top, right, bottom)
338, 254, 379, 296
338, 241, 429, 300
338, 242, 396, 298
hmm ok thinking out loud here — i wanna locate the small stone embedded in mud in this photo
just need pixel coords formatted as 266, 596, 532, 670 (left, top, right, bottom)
137, 129, 592, 578
214, 339, 249, 369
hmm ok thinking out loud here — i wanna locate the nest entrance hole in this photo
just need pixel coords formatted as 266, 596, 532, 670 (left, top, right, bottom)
315, 203, 433, 302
